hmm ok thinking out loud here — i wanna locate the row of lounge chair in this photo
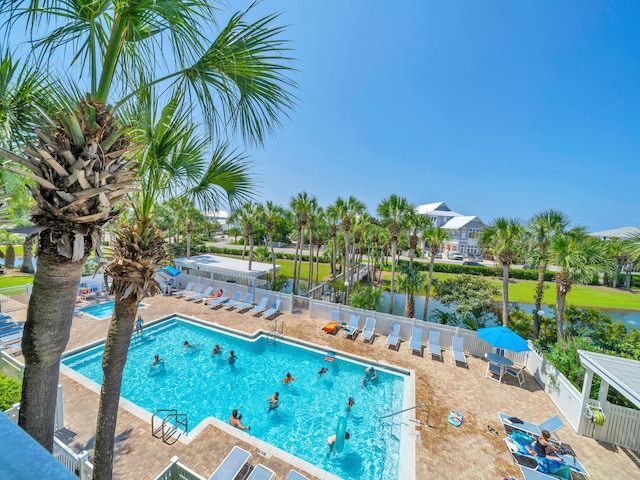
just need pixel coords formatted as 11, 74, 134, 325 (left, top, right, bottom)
0, 313, 23, 352
174, 283, 282, 319
209, 445, 309, 480
325, 311, 469, 367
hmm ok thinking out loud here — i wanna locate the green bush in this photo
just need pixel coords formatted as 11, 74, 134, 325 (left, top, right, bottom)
0, 373, 21, 410
390, 259, 556, 281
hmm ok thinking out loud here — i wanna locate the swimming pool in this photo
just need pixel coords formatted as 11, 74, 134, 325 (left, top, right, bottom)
62, 316, 407, 479
79, 300, 147, 320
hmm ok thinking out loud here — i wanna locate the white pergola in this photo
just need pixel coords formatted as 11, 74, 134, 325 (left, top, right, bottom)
577, 350, 640, 434
173, 254, 278, 287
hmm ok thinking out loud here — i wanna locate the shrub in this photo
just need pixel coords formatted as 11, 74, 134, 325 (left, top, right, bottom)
0, 373, 21, 410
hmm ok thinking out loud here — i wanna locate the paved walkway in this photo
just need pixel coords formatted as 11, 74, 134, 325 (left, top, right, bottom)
10, 294, 640, 479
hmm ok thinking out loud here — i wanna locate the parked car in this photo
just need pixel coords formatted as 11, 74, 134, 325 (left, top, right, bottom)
448, 252, 464, 261
462, 261, 483, 267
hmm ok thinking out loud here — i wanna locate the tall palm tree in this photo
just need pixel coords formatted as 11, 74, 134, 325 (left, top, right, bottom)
260, 201, 286, 286
548, 233, 610, 341
325, 200, 342, 291
377, 195, 413, 314
421, 226, 449, 321
397, 267, 426, 318
406, 213, 431, 271
235, 201, 261, 271
527, 210, 570, 338
335, 196, 366, 303
479, 218, 525, 326
289, 192, 314, 294
1, 0, 295, 464
306, 203, 322, 290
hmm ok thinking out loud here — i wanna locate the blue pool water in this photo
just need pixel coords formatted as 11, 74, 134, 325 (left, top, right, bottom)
62, 317, 406, 479
79, 300, 147, 320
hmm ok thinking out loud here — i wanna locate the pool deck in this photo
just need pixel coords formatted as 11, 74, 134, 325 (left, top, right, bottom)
9, 294, 640, 479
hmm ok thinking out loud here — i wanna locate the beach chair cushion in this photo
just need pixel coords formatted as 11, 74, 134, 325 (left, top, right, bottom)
209, 446, 251, 480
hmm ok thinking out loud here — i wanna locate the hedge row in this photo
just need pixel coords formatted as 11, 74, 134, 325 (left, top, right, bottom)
395, 260, 556, 282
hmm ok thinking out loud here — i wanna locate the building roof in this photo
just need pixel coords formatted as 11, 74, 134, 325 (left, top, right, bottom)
589, 226, 640, 239
416, 202, 451, 214
202, 210, 230, 220
173, 254, 278, 280
442, 215, 484, 230
0, 414, 77, 480
578, 350, 640, 409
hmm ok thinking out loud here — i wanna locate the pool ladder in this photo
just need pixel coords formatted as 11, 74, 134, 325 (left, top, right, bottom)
379, 403, 432, 428
267, 320, 285, 344
152, 409, 188, 445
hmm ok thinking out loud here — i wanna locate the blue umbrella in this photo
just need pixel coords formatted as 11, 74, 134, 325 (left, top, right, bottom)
477, 326, 530, 353
162, 266, 181, 277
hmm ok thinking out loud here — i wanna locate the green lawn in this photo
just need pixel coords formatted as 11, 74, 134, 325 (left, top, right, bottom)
275, 259, 332, 281
0, 275, 34, 288
0, 245, 24, 256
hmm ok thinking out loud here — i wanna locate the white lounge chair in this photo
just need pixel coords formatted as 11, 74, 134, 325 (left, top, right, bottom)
361, 317, 376, 343
208, 294, 231, 308
0, 327, 23, 339
505, 365, 526, 386
246, 464, 275, 480
451, 336, 467, 367
209, 446, 252, 480
342, 314, 360, 339
172, 282, 194, 297
428, 330, 442, 360
285, 470, 309, 480
233, 293, 254, 312
519, 465, 557, 480
409, 327, 423, 355
386, 323, 400, 350
498, 412, 564, 437
249, 297, 269, 315
263, 299, 282, 320
182, 284, 205, 300
188, 286, 214, 302
331, 310, 340, 322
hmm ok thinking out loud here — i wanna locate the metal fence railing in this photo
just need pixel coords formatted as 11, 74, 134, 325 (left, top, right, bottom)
0, 285, 28, 312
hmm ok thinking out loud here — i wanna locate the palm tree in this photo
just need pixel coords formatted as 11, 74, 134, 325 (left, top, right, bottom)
479, 218, 525, 327
548, 234, 610, 341
397, 267, 426, 318
527, 210, 570, 338
325, 201, 341, 291
260, 201, 286, 286
235, 201, 261, 271
1, 0, 295, 466
336, 196, 366, 303
421, 227, 449, 321
306, 201, 321, 290
377, 195, 413, 314
406, 213, 431, 271
289, 192, 314, 294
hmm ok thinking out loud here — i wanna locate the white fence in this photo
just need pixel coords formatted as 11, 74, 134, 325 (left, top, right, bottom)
585, 399, 640, 450
154, 456, 207, 480
0, 285, 29, 312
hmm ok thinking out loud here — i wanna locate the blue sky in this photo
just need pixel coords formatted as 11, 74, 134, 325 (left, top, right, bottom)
242, 0, 640, 231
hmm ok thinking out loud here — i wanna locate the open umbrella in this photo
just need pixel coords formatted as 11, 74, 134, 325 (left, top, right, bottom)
477, 326, 530, 353
162, 265, 181, 277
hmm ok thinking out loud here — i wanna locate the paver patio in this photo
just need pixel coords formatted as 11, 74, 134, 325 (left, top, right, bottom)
8, 294, 640, 479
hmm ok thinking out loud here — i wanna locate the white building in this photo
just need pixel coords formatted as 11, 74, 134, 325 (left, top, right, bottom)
415, 201, 486, 257
202, 210, 230, 231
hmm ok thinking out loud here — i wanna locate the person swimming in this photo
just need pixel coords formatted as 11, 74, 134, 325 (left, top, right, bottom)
229, 409, 250, 430
226, 350, 237, 364
151, 354, 164, 368
266, 392, 279, 411
183, 341, 200, 350
283, 372, 296, 384
347, 397, 355, 410
318, 367, 328, 375
212, 344, 224, 355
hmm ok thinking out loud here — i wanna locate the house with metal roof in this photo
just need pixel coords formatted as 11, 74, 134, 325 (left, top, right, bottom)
415, 202, 486, 257
173, 254, 278, 287
589, 226, 640, 240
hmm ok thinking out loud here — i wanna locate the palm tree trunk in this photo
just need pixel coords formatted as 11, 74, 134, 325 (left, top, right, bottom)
555, 287, 567, 341
405, 295, 415, 319
343, 230, 351, 303
315, 243, 320, 286
19, 251, 86, 451
20, 236, 35, 274
307, 229, 313, 290
501, 263, 510, 326
5, 244, 15, 268
423, 256, 436, 321
532, 261, 547, 338
241, 236, 247, 260
93, 296, 139, 479
292, 231, 301, 295
248, 235, 254, 271
389, 239, 397, 314
269, 230, 277, 286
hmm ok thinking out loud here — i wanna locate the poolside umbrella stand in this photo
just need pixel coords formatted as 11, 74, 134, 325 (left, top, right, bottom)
477, 326, 530, 353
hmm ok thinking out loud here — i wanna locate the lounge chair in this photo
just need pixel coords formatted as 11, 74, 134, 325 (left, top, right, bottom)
498, 412, 564, 438
246, 464, 275, 480
331, 310, 340, 322
225, 292, 249, 310
233, 293, 254, 312
386, 323, 400, 350
409, 327, 423, 355
172, 282, 194, 297
486, 361, 504, 382
361, 317, 376, 343
0, 332, 23, 345
451, 336, 467, 367
207, 294, 232, 308
0, 322, 19, 332
0, 326, 23, 339
428, 330, 442, 360
519, 465, 557, 480
263, 299, 282, 320
505, 364, 526, 386
182, 284, 205, 300
211, 291, 240, 309
0, 313, 12, 321
285, 470, 310, 480
322, 321, 340, 334
209, 446, 252, 480
342, 314, 361, 339
188, 286, 214, 302
249, 297, 269, 315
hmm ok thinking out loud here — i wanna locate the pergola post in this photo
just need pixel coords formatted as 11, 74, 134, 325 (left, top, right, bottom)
577, 368, 594, 435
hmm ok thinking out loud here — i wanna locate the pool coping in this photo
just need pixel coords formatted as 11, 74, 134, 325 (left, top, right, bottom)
78, 301, 149, 321
60, 312, 417, 480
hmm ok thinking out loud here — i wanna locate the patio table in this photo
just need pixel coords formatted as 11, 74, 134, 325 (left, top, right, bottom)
485, 353, 514, 383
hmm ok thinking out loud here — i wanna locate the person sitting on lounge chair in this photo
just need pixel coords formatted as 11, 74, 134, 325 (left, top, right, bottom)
535, 430, 563, 463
